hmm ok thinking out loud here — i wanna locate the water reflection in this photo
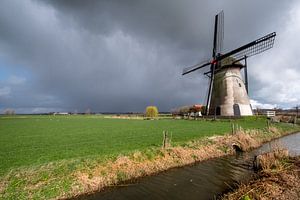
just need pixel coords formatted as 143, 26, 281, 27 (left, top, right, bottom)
73, 132, 300, 200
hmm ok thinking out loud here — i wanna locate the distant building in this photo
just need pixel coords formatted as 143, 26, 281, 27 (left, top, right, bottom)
171, 104, 203, 118
53, 112, 69, 115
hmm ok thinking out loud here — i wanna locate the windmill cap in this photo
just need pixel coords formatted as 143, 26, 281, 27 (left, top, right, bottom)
220, 56, 243, 68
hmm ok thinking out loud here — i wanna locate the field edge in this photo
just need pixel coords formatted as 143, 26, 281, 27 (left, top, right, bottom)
1, 123, 298, 200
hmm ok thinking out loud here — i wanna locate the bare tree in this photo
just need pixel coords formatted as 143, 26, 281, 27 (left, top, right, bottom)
85, 108, 91, 115
3, 108, 15, 115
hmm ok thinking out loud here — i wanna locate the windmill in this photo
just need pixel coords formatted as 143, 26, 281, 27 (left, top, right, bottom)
182, 11, 276, 116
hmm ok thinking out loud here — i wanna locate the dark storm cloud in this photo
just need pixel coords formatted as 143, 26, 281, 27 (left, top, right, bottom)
0, 0, 299, 113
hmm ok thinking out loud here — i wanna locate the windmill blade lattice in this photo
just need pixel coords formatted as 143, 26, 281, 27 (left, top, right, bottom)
182, 59, 211, 75
218, 32, 276, 63
216, 11, 224, 54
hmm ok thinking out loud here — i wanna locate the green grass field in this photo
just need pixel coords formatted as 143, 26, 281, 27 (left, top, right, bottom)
0, 115, 268, 175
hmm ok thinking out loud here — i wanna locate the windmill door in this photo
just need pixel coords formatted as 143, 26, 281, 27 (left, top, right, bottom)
216, 106, 221, 115
233, 104, 241, 116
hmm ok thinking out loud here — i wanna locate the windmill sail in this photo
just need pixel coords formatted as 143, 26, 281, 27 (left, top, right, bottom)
218, 32, 276, 62
216, 11, 224, 54
206, 11, 224, 115
181, 11, 276, 116
182, 59, 211, 75
204, 32, 276, 75
182, 11, 225, 76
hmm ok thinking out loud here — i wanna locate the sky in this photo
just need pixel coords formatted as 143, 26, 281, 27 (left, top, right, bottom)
0, 0, 300, 113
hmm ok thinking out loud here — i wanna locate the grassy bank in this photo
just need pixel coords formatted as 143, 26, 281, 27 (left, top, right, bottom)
0, 115, 299, 199
222, 152, 300, 200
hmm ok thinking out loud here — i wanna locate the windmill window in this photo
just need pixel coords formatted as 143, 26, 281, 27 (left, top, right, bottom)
239, 83, 242, 87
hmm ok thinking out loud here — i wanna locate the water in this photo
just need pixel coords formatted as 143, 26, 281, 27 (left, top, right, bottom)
256, 132, 300, 156
73, 132, 300, 200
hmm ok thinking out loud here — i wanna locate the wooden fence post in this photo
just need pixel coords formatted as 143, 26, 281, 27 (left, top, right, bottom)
231, 123, 235, 135
162, 131, 167, 149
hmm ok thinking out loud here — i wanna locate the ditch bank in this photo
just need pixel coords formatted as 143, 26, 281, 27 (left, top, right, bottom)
65, 126, 299, 200
0, 124, 299, 200
222, 154, 300, 200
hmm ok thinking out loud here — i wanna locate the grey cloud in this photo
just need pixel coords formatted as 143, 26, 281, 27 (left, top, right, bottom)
0, 0, 299, 113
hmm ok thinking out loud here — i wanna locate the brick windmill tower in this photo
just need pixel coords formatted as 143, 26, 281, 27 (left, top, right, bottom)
182, 11, 276, 116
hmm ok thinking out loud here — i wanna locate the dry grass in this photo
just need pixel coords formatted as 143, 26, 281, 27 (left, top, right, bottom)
0, 180, 6, 194
231, 130, 260, 151
222, 151, 300, 200
66, 128, 288, 198
255, 144, 289, 171
72, 144, 226, 196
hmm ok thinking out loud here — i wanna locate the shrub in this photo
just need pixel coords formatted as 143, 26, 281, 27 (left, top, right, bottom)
145, 106, 158, 118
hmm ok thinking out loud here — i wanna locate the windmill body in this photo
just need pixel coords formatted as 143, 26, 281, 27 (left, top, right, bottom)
209, 63, 252, 116
182, 11, 276, 117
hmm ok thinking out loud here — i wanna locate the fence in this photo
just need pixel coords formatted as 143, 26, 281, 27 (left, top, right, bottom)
266, 111, 276, 117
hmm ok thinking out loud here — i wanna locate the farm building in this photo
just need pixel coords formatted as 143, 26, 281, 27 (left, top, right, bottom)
171, 104, 203, 118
